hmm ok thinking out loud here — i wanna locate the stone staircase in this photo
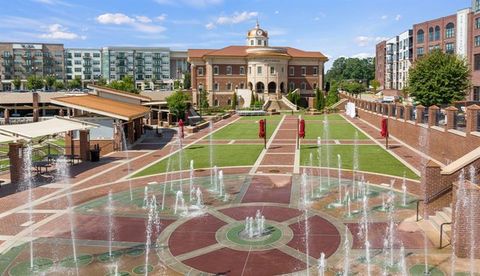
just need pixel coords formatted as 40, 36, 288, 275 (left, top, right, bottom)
416, 206, 452, 248
265, 98, 296, 112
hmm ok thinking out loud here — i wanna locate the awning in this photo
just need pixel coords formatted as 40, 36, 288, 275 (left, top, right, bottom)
0, 133, 15, 143
51, 94, 150, 121
0, 117, 98, 140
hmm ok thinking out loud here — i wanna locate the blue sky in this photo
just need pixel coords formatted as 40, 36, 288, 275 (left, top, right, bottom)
0, 0, 471, 68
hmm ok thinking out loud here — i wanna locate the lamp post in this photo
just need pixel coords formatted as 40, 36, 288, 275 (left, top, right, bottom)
198, 84, 203, 116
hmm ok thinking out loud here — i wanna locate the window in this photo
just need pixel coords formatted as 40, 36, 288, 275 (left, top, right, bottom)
475, 36, 480, 47
300, 82, 307, 90
313, 83, 317, 90
270, 66, 275, 74
428, 27, 434, 41
214, 99, 219, 106
474, 87, 480, 101
197, 67, 204, 76
257, 40, 261, 45
313, 67, 318, 75
475, 0, 480, 12
445, 23, 455, 38
227, 99, 232, 106
74, 68, 81, 72
240, 83, 245, 89
214, 82, 219, 91
227, 83, 232, 90
301, 67, 306, 76
74, 53, 81, 58
250, 40, 254, 46
257, 66, 262, 75
476, 18, 480, 29
93, 53, 100, 58
240, 66, 245, 75
74, 60, 81, 65
289, 82, 295, 90
213, 66, 219, 75
248, 66, 252, 74
289, 67, 295, 76
434, 26, 441, 41
475, 54, 480, 71
226, 66, 232, 75
417, 47, 424, 57
446, 43, 455, 53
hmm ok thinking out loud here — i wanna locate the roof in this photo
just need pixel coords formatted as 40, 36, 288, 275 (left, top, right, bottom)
0, 133, 14, 143
188, 46, 327, 60
88, 85, 151, 101
0, 117, 97, 140
139, 91, 175, 102
51, 94, 150, 121
0, 92, 67, 105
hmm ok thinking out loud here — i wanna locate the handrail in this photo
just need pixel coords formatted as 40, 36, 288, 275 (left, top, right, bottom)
424, 185, 453, 204
416, 199, 424, 221
439, 222, 452, 249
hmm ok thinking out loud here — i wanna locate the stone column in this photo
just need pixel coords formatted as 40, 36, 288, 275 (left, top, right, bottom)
452, 180, 480, 258
466, 104, 480, 134
79, 129, 90, 162
32, 92, 39, 122
445, 106, 458, 130
8, 143, 24, 184
428, 105, 440, 127
191, 64, 197, 90
415, 105, 425, 124
4, 109, 9, 124
405, 105, 413, 121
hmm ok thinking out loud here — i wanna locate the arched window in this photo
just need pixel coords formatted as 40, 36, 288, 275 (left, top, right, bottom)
435, 26, 441, 41
446, 23, 455, 38
417, 29, 424, 43
428, 27, 434, 41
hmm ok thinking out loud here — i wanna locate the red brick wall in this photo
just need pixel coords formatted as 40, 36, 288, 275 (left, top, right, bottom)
376, 41, 386, 89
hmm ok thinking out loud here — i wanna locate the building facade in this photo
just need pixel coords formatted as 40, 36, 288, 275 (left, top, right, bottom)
188, 23, 327, 106
65, 48, 102, 84
170, 51, 189, 81
0, 42, 65, 91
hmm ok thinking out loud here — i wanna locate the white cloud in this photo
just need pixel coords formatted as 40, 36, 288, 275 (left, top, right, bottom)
31, 0, 72, 6
352, 52, 374, 59
355, 36, 389, 47
39, 24, 85, 40
314, 17, 321, 21
206, 11, 258, 30
96, 13, 166, 33
395, 14, 402, 21
155, 14, 167, 22
97, 13, 135, 25
154, 0, 222, 7
274, 11, 280, 14
381, 15, 388, 20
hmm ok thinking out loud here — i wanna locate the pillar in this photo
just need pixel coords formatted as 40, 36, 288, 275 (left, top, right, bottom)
8, 143, 24, 184
466, 104, 480, 134
32, 92, 39, 122
127, 121, 135, 144
387, 104, 394, 117
395, 104, 402, 119
421, 160, 443, 216
59, 109, 64, 117
157, 111, 162, 126
4, 109, 9, 124
65, 130, 74, 156
167, 113, 173, 126
113, 122, 122, 151
415, 105, 425, 124
445, 106, 458, 130
79, 129, 90, 162
428, 105, 440, 127
134, 118, 142, 140
405, 105, 413, 121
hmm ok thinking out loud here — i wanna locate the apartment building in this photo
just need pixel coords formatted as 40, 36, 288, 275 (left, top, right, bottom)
65, 48, 102, 84
0, 42, 65, 91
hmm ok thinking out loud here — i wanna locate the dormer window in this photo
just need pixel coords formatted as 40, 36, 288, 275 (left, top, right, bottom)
250, 40, 254, 46
258, 40, 262, 45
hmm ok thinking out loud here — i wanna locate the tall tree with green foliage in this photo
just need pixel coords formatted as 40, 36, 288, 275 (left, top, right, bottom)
231, 92, 237, 109
343, 81, 366, 97
67, 77, 82, 89
314, 88, 325, 110
326, 57, 375, 84
183, 72, 191, 89
53, 80, 65, 91
326, 83, 340, 106
26, 75, 44, 91
408, 49, 470, 106
44, 75, 56, 91
371, 79, 380, 93
199, 90, 209, 109
12, 77, 21, 90
107, 75, 138, 94
167, 91, 190, 120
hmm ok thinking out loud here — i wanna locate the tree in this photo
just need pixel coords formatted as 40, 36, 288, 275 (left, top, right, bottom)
287, 91, 300, 106
326, 82, 340, 106
26, 75, 44, 91
326, 57, 375, 84
250, 90, 255, 107
173, 80, 181, 90
96, 77, 107, 86
166, 91, 190, 120
68, 77, 82, 89
106, 75, 138, 94
12, 77, 21, 90
408, 49, 470, 106
183, 72, 191, 89
231, 91, 238, 109
44, 75, 56, 91
371, 79, 380, 93
199, 90, 209, 109
53, 80, 65, 91
344, 81, 366, 97
314, 88, 325, 110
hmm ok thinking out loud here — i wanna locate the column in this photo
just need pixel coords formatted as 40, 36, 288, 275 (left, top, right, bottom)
445, 106, 458, 130
466, 104, 480, 134
4, 109, 9, 124
127, 121, 135, 144
167, 113, 173, 126
405, 105, 413, 121
415, 105, 425, 124
8, 143, 24, 184
79, 129, 90, 162
428, 105, 440, 127
395, 104, 402, 119
65, 130, 74, 156
157, 111, 162, 126
32, 92, 39, 122
387, 104, 394, 117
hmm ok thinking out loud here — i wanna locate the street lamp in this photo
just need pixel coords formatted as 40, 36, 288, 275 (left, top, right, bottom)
198, 84, 203, 116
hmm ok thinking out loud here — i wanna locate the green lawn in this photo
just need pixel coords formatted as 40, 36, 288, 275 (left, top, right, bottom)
133, 144, 264, 177
304, 119, 369, 140
209, 119, 281, 140
302, 114, 344, 121
300, 145, 419, 179
239, 115, 283, 121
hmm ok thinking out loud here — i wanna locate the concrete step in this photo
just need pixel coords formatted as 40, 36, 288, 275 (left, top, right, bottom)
436, 210, 452, 223
443, 206, 452, 217
429, 212, 451, 232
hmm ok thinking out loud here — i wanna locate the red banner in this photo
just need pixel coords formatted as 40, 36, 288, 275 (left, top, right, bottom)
179, 119, 185, 138
299, 119, 305, 139
259, 119, 266, 138
380, 118, 389, 138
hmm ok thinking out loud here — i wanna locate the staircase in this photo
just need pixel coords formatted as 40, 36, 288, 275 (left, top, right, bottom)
416, 206, 452, 248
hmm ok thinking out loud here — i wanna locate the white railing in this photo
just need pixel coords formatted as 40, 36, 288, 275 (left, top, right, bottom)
262, 99, 271, 111
281, 89, 299, 110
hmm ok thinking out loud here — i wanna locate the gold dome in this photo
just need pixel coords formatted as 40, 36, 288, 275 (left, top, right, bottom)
247, 22, 268, 38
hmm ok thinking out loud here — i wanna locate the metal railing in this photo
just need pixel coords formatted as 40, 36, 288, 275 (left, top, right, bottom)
439, 222, 452, 249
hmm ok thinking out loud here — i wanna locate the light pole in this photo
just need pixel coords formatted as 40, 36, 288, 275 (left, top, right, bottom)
198, 84, 203, 116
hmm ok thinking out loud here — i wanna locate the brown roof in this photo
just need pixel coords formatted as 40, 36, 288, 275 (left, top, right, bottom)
51, 95, 150, 121
88, 85, 152, 101
188, 46, 328, 60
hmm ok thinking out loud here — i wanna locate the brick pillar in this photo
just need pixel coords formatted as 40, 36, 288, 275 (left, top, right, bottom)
405, 105, 413, 121
79, 129, 90, 162
167, 113, 173, 126
65, 130, 74, 156
445, 106, 458, 130
466, 104, 480, 134
428, 105, 439, 127
387, 104, 394, 117
32, 92, 39, 122
4, 109, 9, 124
395, 104, 402, 119
113, 122, 122, 151
134, 118, 142, 140
127, 121, 134, 144
191, 64, 197, 91
8, 143, 24, 184
415, 105, 425, 124
157, 111, 162, 126
422, 160, 443, 216
452, 180, 480, 258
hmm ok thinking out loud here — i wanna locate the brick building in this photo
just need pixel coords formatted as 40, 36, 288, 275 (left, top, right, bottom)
188, 23, 328, 107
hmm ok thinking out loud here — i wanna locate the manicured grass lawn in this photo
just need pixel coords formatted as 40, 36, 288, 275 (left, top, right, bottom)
304, 119, 369, 140
209, 119, 281, 140
239, 115, 283, 121
300, 145, 419, 179
133, 144, 264, 177
302, 114, 344, 121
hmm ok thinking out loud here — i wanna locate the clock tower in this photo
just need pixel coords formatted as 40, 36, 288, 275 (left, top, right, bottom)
246, 21, 269, 47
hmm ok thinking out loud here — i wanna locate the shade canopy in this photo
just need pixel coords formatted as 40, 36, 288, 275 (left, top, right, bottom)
0, 133, 15, 143
0, 117, 97, 140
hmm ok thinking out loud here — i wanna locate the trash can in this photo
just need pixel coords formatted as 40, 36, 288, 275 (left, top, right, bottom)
90, 144, 101, 162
